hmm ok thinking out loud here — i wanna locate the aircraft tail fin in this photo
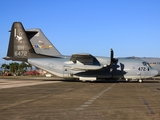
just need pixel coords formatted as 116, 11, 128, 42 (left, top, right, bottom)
4, 22, 54, 61
26, 28, 62, 56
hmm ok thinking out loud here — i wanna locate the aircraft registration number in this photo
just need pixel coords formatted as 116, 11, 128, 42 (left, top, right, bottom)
138, 67, 146, 71
14, 51, 27, 56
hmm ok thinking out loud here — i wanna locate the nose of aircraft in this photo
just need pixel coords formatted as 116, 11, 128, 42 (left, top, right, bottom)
151, 69, 158, 77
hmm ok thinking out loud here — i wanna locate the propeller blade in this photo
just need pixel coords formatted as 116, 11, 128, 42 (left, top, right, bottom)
110, 48, 114, 64
111, 48, 113, 59
110, 48, 116, 72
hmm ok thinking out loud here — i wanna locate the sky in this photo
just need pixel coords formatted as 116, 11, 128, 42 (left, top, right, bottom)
0, 0, 160, 65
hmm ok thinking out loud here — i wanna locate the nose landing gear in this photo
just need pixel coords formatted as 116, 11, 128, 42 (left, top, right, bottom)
138, 79, 143, 83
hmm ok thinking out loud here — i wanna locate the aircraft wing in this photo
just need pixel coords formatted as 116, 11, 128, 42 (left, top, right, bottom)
70, 53, 99, 64
65, 64, 104, 70
65, 53, 104, 70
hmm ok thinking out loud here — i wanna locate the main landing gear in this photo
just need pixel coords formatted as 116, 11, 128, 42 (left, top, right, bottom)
138, 79, 143, 83
125, 79, 143, 83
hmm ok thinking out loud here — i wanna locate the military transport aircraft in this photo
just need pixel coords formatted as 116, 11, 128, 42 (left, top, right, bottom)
3, 22, 158, 82
26, 28, 160, 76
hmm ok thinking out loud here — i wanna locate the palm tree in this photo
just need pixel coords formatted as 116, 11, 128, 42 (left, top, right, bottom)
9, 62, 19, 74
19, 62, 28, 72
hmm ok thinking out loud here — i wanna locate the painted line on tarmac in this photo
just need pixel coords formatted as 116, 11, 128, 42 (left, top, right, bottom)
0, 80, 61, 89
75, 83, 115, 111
141, 97, 155, 115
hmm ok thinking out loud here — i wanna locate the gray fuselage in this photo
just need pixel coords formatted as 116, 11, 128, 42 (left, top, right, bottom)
28, 56, 158, 80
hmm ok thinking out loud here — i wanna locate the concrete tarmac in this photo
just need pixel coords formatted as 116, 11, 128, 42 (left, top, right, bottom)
0, 78, 160, 120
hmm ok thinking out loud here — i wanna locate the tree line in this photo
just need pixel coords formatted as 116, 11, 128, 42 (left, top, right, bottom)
0, 62, 33, 75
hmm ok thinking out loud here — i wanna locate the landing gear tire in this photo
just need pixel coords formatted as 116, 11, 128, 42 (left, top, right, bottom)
138, 79, 143, 83
125, 79, 130, 82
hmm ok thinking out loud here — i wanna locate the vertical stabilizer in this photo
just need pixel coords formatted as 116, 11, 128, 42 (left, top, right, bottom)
5, 22, 51, 61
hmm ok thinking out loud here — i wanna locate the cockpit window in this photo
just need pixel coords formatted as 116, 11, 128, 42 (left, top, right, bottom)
146, 63, 152, 68
142, 62, 147, 66
142, 62, 152, 68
